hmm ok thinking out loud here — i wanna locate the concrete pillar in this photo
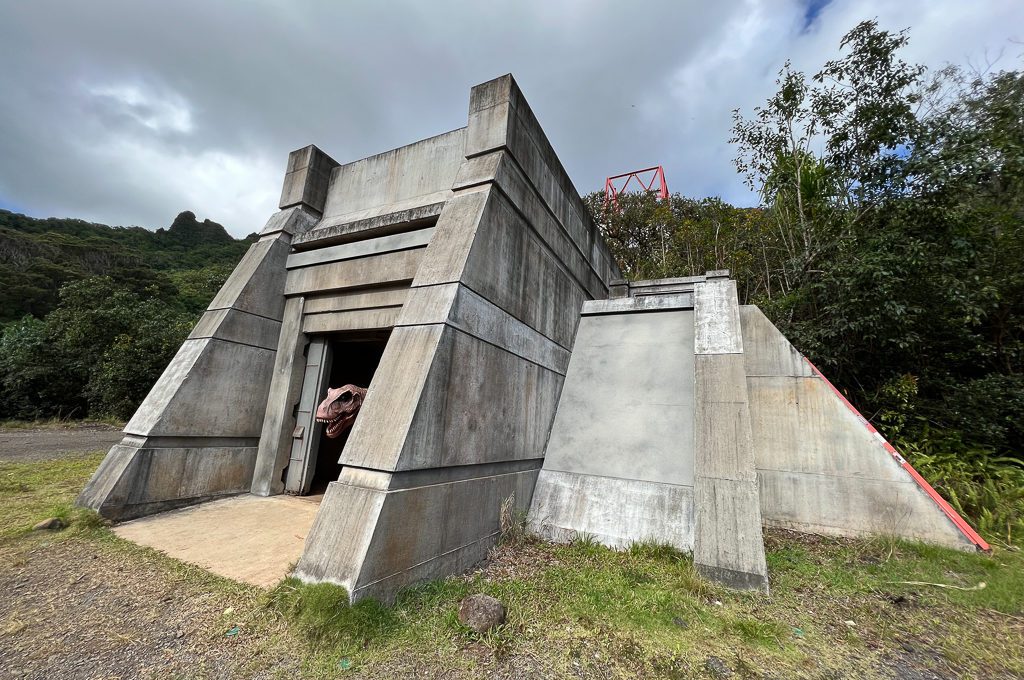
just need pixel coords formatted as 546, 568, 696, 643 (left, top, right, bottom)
692, 275, 769, 591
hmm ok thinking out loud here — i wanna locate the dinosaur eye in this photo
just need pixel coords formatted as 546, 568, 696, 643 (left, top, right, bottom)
340, 392, 352, 403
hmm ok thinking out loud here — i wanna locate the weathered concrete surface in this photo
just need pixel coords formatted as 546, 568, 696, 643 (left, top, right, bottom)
692, 278, 769, 592
530, 469, 694, 549
279, 145, 339, 214
526, 298, 696, 550
293, 75, 620, 601
114, 494, 322, 587
316, 128, 466, 229
79, 227, 296, 520
740, 306, 976, 550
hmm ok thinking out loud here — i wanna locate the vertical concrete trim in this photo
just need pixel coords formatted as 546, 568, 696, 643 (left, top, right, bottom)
252, 296, 307, 496
694, 279, 743, 355
692, 279, 769, 592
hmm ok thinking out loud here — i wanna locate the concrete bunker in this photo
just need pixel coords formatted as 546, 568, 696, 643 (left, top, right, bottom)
79, 74, 988, 602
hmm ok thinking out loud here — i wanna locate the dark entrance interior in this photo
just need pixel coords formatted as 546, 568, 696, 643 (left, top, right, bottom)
309, 331, 390, 495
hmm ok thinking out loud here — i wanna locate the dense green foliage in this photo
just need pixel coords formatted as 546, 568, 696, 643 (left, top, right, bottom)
0, 209, 254, 321
594, 22, 1023, 543
0, 211, 254, 420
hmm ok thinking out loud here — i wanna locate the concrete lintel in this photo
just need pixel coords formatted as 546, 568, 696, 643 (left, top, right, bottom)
582, 294, 693, 316
286, 227, 435, 270
293, 203, 444, 250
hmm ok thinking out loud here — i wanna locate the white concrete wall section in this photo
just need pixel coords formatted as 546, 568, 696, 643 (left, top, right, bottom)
542, 308, 695, 486
527, 299, 697, 551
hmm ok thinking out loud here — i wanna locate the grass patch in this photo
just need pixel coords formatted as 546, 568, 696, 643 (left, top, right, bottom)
3, 452, 1023, 678
0, 452, 105, 538
0, 417, 124, 430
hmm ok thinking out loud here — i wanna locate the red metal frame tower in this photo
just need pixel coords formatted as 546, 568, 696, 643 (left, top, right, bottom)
604, 165, 669, 211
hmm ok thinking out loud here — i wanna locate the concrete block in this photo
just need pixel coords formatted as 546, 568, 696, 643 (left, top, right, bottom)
582, 294, 693, 316
260, 205, 320, 238
693, 477, 768, 591
295, 203, 444, 248
302, 286, 409, 315
279, 145, 340, 213
284, 248, 424, 296
207, 237, 291, 321
301, 307, 402, 334
188, 308, 282, 351
79, 438, 256, 522
694, 279, 743, 355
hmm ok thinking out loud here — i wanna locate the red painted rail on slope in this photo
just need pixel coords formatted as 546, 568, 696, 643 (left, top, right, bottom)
803, 357, 990, 552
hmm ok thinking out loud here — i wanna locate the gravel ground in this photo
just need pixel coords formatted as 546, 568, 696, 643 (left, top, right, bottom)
0, 426, 123, 463
0, 537, 303, 680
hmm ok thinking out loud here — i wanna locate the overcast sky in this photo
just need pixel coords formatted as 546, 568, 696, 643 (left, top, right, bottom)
1, 0, 1021, 237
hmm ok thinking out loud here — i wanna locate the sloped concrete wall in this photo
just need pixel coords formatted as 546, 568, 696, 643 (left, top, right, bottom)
79, 208, 320, 520
78, 146, 334, 521
740, 306, 976, 550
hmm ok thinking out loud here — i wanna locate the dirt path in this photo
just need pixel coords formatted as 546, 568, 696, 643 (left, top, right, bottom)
0, 536, 303, 680
0, 426, 122, 463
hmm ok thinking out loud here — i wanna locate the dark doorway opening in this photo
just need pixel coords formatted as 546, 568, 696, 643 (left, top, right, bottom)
308, 331, 390, 495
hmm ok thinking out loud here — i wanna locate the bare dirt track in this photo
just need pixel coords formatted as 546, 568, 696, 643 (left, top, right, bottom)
0, 425, 122, 463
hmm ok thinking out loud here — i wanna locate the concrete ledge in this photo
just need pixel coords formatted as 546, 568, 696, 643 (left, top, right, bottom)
286, 227, 435, 269
582, 294, 694, 315
292, 203, 444, 249
529, 469, 695, 551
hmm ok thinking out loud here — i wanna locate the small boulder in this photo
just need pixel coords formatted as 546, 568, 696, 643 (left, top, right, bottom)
705, 656, 732, 678
458, 594, 506, 633
32, 517, 66, 531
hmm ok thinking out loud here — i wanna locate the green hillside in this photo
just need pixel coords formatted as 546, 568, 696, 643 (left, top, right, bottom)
0, 209, 257, 321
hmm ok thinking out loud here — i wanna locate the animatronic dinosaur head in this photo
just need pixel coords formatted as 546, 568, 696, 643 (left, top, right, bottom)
315, 384, 367, 438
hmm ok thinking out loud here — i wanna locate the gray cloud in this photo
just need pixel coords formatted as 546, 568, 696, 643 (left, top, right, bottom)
0, 0, 1021, 236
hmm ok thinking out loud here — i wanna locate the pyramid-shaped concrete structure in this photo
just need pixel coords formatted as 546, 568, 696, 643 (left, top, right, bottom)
79, 75, 987, 601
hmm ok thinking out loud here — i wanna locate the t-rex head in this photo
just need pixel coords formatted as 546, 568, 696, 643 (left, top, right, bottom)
315, 384, 367, 438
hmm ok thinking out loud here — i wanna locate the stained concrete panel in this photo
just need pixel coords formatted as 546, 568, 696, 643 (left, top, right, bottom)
80, 441, 256, 521
284, 248, 423, 296
296, 468, 538, 602
529, 469, 695, 550
396, 325, 565, 470
739, 306, 813, 377
541, 309, 696, 486
749, 375, 975, 549
459, 190, 586, 350
188, 308, 282, 351
285, 227, 435, 269
124, 339, 276, 438
340, 325, 445, 471
397, 284, 570, 374
301, 307, 402, 334
302, 286, 409, 314
318, 128, 466, 228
